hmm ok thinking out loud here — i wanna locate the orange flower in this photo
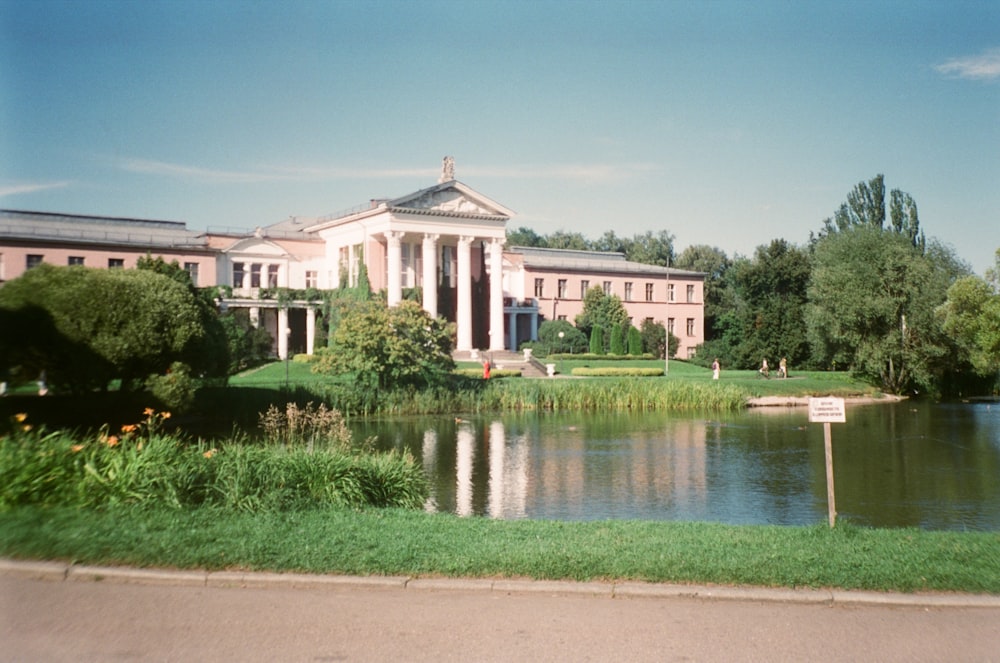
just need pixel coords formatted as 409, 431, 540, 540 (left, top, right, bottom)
143, 407, 156, 416
15, 413, 28, 423
106, 435, 119, 447
121, 424, 137, 433
203, 449, 216, 459
71, 444, 84, 453
160, 412, 172, 420
21, 424, 32, 432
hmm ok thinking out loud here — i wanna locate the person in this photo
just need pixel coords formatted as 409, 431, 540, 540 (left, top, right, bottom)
483, 358, 491, 380
712, 358, 720, 380
758, 358, 769, 379
779, 357, 788, 379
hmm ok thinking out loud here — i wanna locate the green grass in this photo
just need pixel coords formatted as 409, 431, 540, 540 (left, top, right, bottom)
1, 505, 997, 594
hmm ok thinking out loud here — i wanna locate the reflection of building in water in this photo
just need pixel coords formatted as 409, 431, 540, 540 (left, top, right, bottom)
456, 427, 475, 516
531, 419, 708, 519
422, 430, 438, 513
487, 421, 529, 519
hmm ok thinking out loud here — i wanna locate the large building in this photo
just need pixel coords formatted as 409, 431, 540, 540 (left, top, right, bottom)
1, 161, 705, 359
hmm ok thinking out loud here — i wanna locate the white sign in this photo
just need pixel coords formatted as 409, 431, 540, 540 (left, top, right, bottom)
809, 397, 846, 423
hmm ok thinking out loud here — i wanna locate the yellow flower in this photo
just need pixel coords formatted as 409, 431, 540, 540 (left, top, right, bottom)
160, 412, 172, 420
15, 413, 27, 423
121, 424, 137, 433
143, 407, 156, 416
106, 435, 119, 447
22, 424, 32, 432
203, 449, 216, 459
71, 444, 84, 453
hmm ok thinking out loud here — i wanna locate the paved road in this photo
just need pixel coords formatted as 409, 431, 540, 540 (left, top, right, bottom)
2, 563, 999, 662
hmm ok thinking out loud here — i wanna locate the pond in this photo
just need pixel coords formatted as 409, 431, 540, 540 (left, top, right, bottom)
352, 400, 1000, 531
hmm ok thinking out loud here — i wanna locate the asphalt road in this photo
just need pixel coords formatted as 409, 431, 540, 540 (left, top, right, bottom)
2, 566, 999, 662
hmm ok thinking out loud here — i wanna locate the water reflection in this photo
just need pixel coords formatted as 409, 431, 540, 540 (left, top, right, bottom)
354, 401, 1000, 531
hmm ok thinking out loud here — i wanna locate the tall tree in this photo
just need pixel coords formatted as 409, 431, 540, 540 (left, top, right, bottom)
816, 174, 925, 250
806, 227, 961, 394
575, 285, 630, 348
938, 249, 1000, 377
674, 244, 732, 340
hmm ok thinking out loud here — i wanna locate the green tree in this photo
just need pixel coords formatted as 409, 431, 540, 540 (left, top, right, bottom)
589, 325, 605, 355
674, 244, 732, 340
538, 320, 587, 354
623, 230, 674, 267
0, 264, 224, 395
816, 174, 926, 251
806, 227, 962, 394
609, 323, 625, 355
575, 285, 630, 347
506, 226, 547, 248
640, 319, 678, 359
938, 270, 1000, 377
314, 300, 455, 391
627, 325, 643, 356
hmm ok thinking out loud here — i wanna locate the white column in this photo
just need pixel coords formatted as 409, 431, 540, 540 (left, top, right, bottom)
489, 238, 505, 351
530, 310, 539, 341
456, 235, 474, 351
277, 308, 289, 360
422, 233, 439, 317
385, 231, 404, 307
242, 263, 252, 290
306, 307, 316, 355
508, 312, 517, 351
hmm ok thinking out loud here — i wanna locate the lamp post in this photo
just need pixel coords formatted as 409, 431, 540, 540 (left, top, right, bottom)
664, 263, 670, 376
558, 331, 565, 376
284, 327, 292, 393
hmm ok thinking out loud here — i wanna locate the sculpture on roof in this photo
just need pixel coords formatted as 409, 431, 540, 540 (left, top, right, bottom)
439, 156, 455, 183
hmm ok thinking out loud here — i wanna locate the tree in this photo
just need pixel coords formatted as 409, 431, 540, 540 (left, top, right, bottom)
806, 226, 962, 394
537, 320, 587, 354
609, 324, 625, 355
575, 285, 630, 347
313, 300, 455, 391
938, 271, 1000, 376
623, 230, 674, 267
640, 319, 678, 359
627, 325, 643, 356
589, 325, 605, 355
506, 226, 547, 248
0, 264, 226, 395
816, 174, 925, 251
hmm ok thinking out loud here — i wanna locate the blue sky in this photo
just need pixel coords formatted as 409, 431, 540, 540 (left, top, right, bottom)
2, 0, 998, 274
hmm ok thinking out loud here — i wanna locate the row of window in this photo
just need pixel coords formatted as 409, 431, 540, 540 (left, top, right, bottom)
534, 278, 697, 303
643, 316, 698, 337
24, 255, 200, 285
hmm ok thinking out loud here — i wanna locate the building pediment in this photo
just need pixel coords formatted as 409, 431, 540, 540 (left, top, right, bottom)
223, 236, 290, 258
389, 181, 515, 219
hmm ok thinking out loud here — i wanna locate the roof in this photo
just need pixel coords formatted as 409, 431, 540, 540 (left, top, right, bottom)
0, 209, 209, 249
507, 246, 705, 277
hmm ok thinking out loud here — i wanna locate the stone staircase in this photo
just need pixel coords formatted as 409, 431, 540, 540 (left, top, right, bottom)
453, 349, 551, 378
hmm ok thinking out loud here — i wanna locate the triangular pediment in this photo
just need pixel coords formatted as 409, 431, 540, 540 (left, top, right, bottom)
389, 181, 514, 218
223, 237, 290, 257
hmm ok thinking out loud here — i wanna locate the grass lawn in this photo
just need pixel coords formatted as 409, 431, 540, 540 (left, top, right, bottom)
2, 505, 997, 594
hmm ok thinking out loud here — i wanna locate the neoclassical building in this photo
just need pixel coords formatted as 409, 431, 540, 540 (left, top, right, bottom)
1, 160, 706, 359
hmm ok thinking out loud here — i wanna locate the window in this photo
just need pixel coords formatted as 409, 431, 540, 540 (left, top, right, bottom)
557, 279, 567, 299
267, 264, 279, 288
687, 284, 695, 302
26, 254, 44, 269
534, 278, 544, 298
184, 262, 199, 286
686, 318, 695, 336
401, 244, 412, 287
580, 280, 589, 298
305, 270, 318, 288
108, 258, 124, 269
602, 281, 612, 295
643, 317, 654, 326
624, 282, 633, 301
645, 283, 654, 302
557, 315, 567, 321
667, 317, 675, 334
667, 283, 675, 302
233, 262, 245, 288
68, 256, 85, 266
250, 264, 262, 288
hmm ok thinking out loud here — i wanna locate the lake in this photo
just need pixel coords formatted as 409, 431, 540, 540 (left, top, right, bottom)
352, 400, 1000, 531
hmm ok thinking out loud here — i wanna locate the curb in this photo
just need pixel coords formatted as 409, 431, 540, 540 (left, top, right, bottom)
2, 558, 998, 608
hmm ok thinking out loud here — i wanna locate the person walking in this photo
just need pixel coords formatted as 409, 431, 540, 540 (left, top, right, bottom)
779, 357, 788, 379
712, 358, 720, 380
758, 358, 769, 379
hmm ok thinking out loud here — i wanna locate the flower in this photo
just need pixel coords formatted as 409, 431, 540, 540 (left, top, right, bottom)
160, 412, 172, 420
143, 407, 156, 416
15, 413, 27, 423
203, 449, 216, 459
121, 424, 137, 433
70, 444, 84, 453
106, 435, 119, 447
21, 424, 32, 432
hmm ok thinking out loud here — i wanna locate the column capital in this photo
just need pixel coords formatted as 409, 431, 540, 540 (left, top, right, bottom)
423, 233, 440, 243
458, 235, 475, 247
384, 230, 405, 246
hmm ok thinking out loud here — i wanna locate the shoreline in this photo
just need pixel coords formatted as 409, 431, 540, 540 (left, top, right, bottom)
746, 394, 907, 407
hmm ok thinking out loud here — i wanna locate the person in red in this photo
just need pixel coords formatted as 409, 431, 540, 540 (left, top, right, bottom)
483, 358, 491, 380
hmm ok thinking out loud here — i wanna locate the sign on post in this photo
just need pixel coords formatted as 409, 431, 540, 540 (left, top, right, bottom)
809, 397, 846, 527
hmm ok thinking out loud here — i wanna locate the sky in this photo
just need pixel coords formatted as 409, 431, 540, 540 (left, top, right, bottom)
2, 0, 998, 275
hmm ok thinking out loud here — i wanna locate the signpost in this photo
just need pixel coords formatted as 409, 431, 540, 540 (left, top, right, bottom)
809, 397, 846, 527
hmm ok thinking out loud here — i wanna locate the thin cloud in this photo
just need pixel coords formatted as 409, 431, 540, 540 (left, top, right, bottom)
934, 47, 1000, 80
121, 158, 295, 183
0, 180, 72, 197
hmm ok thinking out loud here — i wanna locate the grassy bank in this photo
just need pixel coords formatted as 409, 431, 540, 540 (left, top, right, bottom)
1, 505, 998, 594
